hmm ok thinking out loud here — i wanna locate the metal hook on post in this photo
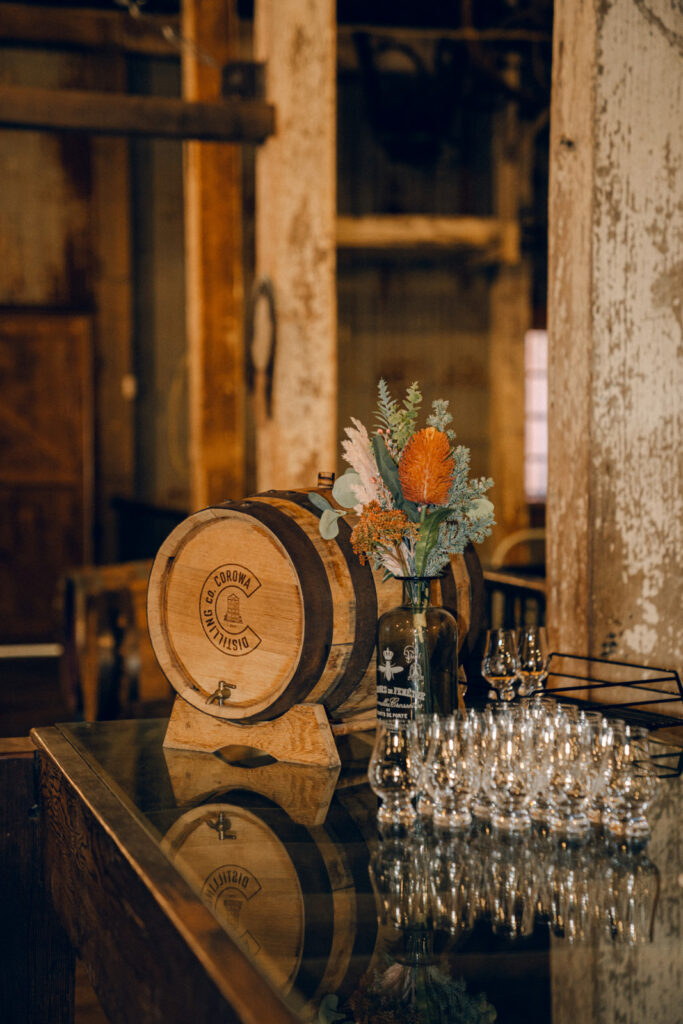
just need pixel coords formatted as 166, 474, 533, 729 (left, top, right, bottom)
246, 277, 277, 423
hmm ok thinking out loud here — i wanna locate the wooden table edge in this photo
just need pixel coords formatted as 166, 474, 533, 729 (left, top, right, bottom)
31, 725, 304, 1024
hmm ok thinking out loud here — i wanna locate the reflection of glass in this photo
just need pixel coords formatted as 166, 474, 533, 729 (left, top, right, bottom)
606, 842, 659, 944
369, 827, 659, 953
516, 626, 549, 697
366, 834, 498, 1024
369, 837, 429, 930
481, 629, 519, 702
368, 718, 419, 831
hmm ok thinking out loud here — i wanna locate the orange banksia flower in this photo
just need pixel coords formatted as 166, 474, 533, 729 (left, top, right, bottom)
398, 427, 454, 505
350, 501, 417, 564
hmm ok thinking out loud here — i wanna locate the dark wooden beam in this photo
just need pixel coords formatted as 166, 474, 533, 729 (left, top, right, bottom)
0, 85, 275, 143
183, 0, 247, 507
0, 3, 179, 56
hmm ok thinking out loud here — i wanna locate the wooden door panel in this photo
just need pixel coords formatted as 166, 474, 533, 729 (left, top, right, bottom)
0, 312, 92, 641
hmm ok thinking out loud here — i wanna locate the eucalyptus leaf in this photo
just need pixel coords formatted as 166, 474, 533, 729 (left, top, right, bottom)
307, 491, 334, 513
371, 435, 421, 523
331, 469, 361, 509
320, 508, 343, 539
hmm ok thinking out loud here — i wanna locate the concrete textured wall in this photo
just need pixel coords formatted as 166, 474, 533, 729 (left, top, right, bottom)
548, 0, 683, 687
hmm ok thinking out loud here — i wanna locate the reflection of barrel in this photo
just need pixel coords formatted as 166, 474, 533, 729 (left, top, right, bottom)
161, 789, 377, 1008
147, 490, 483, 723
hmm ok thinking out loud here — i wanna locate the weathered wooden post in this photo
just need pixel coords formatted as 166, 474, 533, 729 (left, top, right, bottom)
548, 4, 683, 1014
548, 0, 683, 683
253, 0, 337, 490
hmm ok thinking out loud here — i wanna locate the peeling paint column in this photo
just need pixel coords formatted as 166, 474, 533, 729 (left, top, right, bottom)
548, 0, 683, 688
254, 0, 337, 490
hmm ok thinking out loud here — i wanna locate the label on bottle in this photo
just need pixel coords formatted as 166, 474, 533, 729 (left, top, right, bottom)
376, 643, 426, 720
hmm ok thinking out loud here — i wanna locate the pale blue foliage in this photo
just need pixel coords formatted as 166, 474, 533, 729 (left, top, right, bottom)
319, 508, 344, 539
426, 398, 453, 432
332, 469, 361, 509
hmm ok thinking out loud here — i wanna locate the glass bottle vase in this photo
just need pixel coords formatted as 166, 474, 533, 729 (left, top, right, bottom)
376, 577, 458, 721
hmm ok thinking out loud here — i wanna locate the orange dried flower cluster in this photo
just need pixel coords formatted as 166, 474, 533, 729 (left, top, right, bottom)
350, 501, 417, 564
398, 426, 454, 505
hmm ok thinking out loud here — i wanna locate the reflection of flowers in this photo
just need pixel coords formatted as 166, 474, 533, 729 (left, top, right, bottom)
347, 957, 497, 1024
318, 958, 497, 1024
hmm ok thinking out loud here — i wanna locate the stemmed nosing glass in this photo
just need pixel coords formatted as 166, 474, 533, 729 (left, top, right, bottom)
481, 629, 520, 702
516, 626, 549, 697
482, 626, 550, 703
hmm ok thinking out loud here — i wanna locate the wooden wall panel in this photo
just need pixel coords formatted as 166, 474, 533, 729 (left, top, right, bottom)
0, 46, 134, 563
337, 256, 491, 481
0, 313, 93, 641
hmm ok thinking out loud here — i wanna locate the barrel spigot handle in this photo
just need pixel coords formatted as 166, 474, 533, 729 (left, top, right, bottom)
206, 680, 236, 707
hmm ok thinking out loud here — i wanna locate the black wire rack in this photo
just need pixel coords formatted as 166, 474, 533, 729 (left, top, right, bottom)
544, 652, 683, 778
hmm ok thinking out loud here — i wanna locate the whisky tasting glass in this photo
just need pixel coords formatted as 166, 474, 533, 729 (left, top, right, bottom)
422, 713, 475, 831
486, 705, 533, 832
603, 724, 658, 840
412, 712, 439, 826
584, 713, 616, 826
482, 629, 519, 702
516, 626, 549, 697
527, 701, 558, 824
368, 718, 420, 832
469, 706, 495, 822
548, 717, 592, 839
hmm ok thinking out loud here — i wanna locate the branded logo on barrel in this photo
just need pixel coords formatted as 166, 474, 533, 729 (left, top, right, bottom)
200, 564, 262, 655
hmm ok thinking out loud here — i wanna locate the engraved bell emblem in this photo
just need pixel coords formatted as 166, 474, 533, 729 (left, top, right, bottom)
224, 592, 243, 628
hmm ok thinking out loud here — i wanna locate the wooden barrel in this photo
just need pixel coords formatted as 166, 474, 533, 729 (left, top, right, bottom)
147, 490, 483, 723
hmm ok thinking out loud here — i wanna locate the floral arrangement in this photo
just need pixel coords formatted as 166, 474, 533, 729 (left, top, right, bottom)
309, 380, 494, 578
